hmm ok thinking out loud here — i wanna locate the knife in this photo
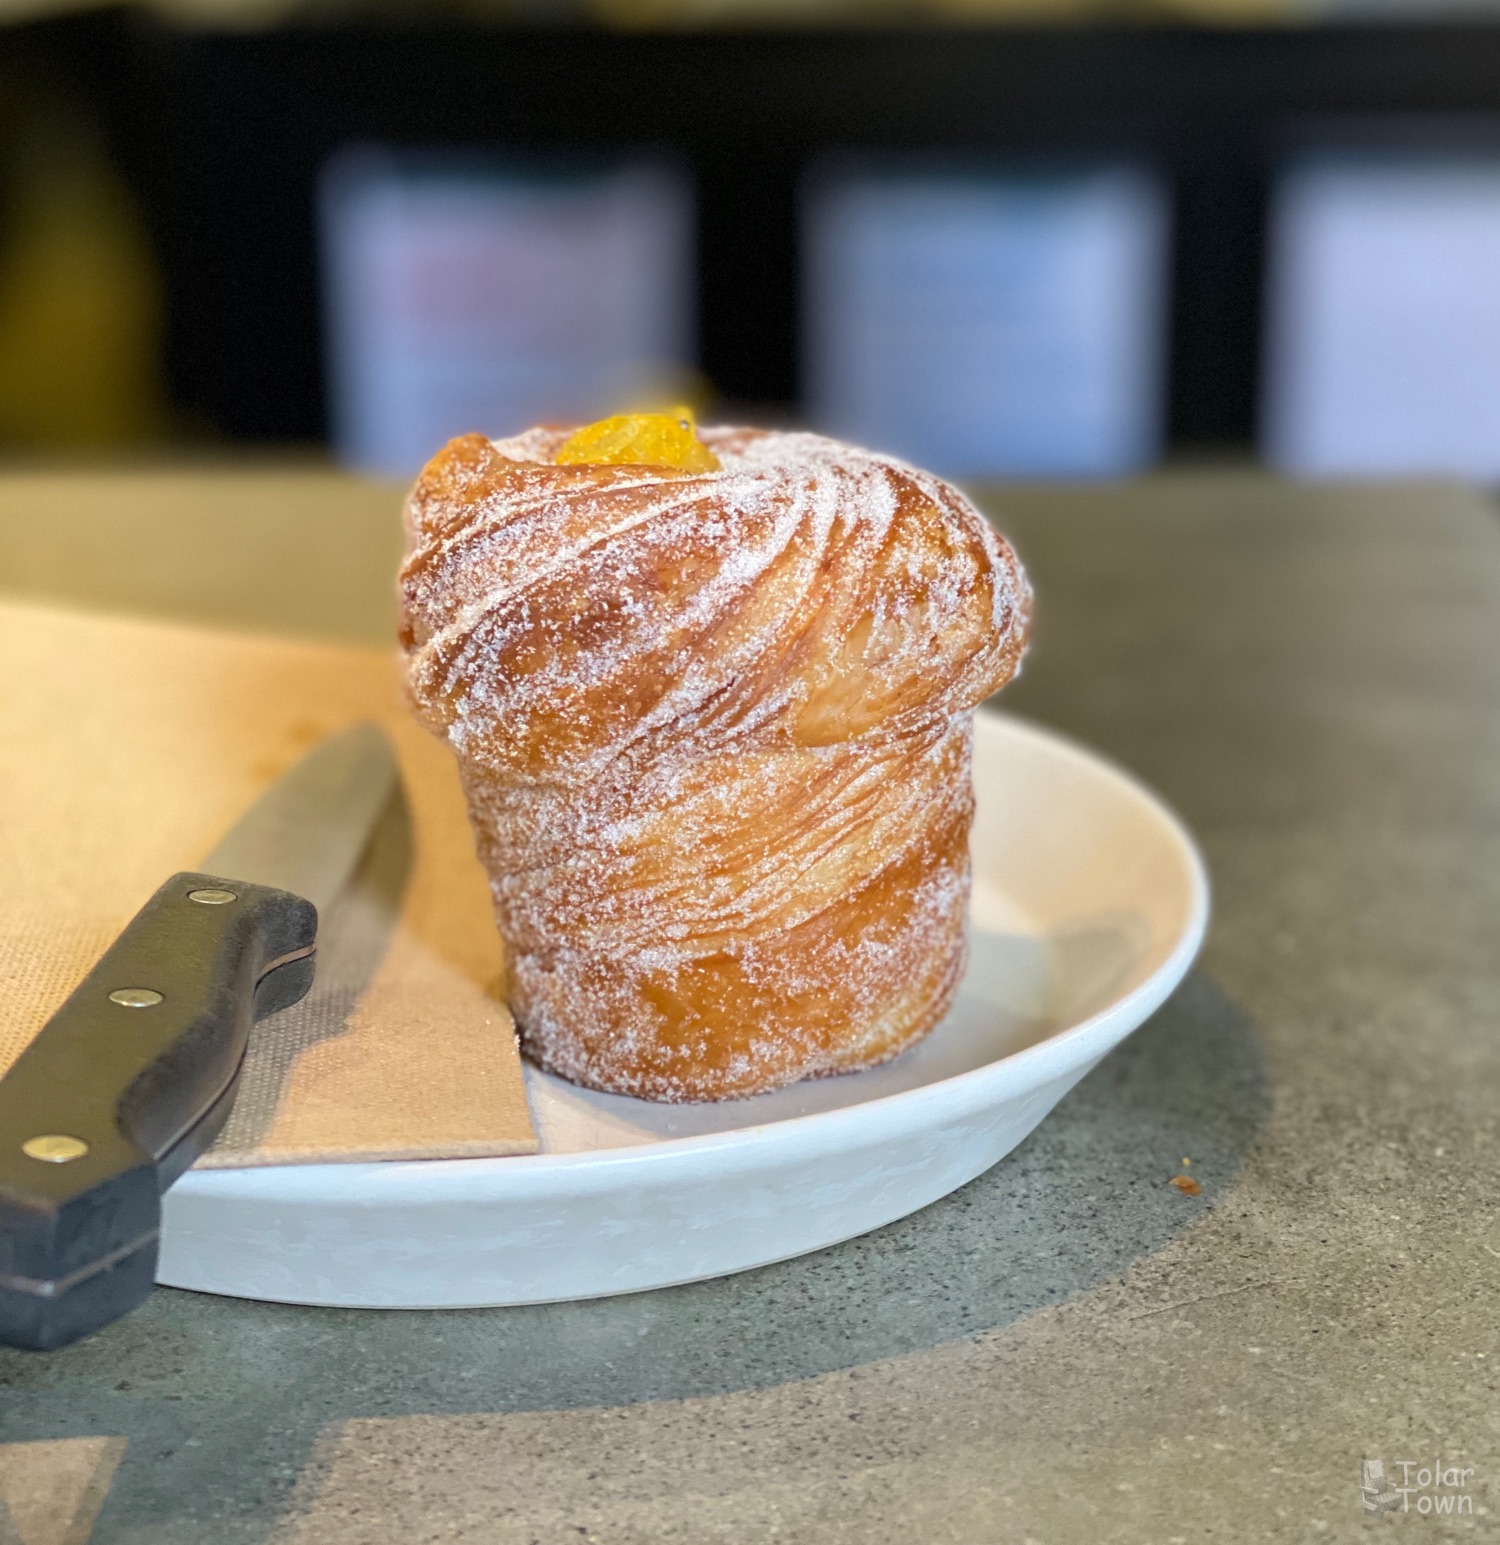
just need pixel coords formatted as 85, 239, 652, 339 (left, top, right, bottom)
0, 723, 400, 1352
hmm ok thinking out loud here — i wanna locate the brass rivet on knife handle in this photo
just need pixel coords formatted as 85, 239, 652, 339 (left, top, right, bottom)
21, 1135, 90, 1164
108, 988, 163, 1008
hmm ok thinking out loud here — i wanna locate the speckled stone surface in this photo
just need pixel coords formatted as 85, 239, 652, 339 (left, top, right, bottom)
1, 468, 1496, 1542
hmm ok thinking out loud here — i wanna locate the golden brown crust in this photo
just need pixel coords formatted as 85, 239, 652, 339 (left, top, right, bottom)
400, 425, 1030, 1101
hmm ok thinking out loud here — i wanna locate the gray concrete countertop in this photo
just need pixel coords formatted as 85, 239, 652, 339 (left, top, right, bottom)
1, 469, 1496, 1542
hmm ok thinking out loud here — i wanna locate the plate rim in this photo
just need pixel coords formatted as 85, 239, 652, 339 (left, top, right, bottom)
175, 709, 1210, 1197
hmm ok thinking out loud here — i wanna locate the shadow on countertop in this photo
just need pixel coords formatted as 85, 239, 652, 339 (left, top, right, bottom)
0, 971, 1268, 1542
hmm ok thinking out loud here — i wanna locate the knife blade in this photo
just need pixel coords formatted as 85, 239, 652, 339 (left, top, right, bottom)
0, 723, 400, 1352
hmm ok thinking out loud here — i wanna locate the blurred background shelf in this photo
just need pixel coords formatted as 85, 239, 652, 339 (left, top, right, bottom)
5, 10, 1500, 473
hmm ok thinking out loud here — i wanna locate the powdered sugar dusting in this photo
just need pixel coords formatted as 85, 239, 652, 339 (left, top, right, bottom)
400, 425, 1031, 1102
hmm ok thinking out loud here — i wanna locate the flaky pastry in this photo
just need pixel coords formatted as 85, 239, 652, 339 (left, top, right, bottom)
399, 423, 1030, 1101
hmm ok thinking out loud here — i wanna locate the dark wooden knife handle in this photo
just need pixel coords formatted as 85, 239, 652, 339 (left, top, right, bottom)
0, 872, 316, 1351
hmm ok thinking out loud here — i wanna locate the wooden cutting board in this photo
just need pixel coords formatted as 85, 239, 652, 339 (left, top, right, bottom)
0, 596, 537, 1165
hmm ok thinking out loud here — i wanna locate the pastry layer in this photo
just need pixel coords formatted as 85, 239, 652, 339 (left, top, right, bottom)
400, 426, 1030, 1101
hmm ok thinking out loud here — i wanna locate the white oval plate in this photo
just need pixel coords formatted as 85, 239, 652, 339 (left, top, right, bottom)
160, 711, 1210, 1308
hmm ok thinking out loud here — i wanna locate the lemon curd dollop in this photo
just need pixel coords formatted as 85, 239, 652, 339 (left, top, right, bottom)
554, 409, 721, 473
